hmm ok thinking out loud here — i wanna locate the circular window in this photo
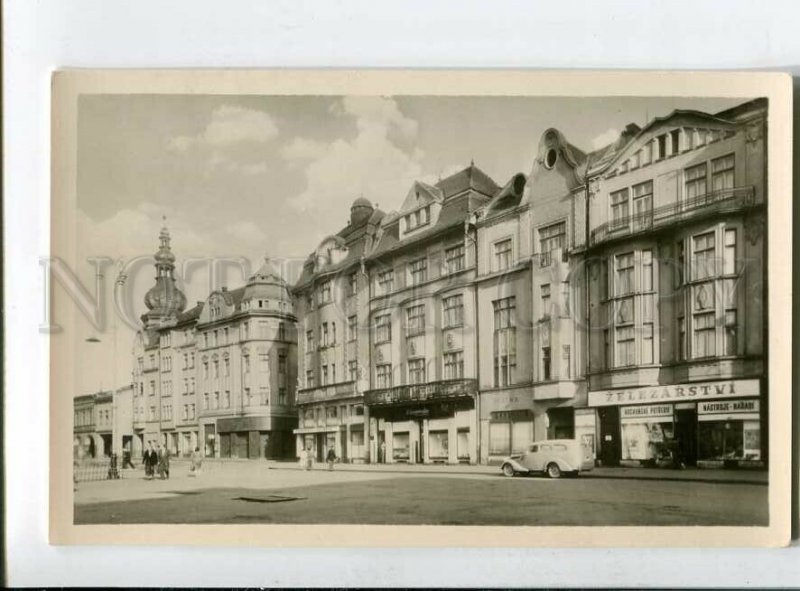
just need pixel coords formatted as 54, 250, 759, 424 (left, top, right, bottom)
545, 148, 558, 169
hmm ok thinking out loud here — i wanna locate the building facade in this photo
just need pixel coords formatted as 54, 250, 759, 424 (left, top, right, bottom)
130, 223, 298, 460
362, 166, 499, 464
581, 99, 767, 467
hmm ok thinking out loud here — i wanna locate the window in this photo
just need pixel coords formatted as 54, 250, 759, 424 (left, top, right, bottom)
685, 163, 707, 200
642, 323, 654, 365
405, 206, 430, 231
610, 189, 629, 228
278, 353, 287, 375
725, 309, 738, 355
692, 232, 716, 280
444, 351, 464, 379
278, 322, 286, 341
408, 358, 426, 384
604, 329, 612, 368
542, 347, 551, 381
213, 391, 219, 409
676, 240, 685, 287
319, 280, 332, 304
279, 388, 287, 405
409, 257, 428, 285
678, 316, 686, 361
306, 330, 315, 352
377, 269, 394, 293
348, 272, 358, 296
693, 311, 716, 358
632, 181, 653, 230
306, 369, 314, 388
539, 222, 566, 265
243, 354, 250, 374
332, 363, 336, 383
540, 283, 551, 319
376, 364, 392, 388
374, 314, 392, 343
212, 359, 219, 378
445, 244, 465, 274
493, 297, 517, 387
149, 380, 156, 395
657, 134, 667, 159
561, 281, 570, 316
615, 252, 635, 296
223, 357, 230, 377
241, 322, 249, 341
183, 404, 189, 420
348, 359, 358, 382
203, 393, 209, 410
259, 351, 269, 371
244, 387, 251, 406
406, 304, 425, 336
321, 323, 329, 347
347, 315, 357, 342
724, 229, 737, 275
321, 365, 328, 385
224, 390, 230, 409
642, 250, 653, 292
222, 327, 228, 344
331, 322, 337, 345
711, 154, 735, 192
259, 386, 268, 405
670, 129, 680, 154
562, 345, 571, 379
615, 325, 635, 367
442, 294, 464, 328
494, 239, 513, 271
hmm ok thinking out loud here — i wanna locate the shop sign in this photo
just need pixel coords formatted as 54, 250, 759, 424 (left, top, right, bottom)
406, 409, 430, 418
621, 404, 673, 420
588, 379, 759, 407
698, 399, 760, 415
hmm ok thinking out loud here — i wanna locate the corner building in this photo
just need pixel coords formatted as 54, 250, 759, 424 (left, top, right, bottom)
581, 99, 767, 468
291, 198, 384, 463
131, 223, 298, 460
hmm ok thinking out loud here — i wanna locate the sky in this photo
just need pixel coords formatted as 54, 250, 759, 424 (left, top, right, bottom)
70, 94, 747, 396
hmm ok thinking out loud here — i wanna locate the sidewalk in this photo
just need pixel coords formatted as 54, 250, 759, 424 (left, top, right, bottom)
262, 459, 768, 485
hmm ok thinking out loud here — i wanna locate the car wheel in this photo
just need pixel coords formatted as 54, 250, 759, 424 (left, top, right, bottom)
501, 463, 516, 477
546, 463, 561, 479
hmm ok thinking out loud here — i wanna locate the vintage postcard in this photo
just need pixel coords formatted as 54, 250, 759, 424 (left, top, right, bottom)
49, 70, 792, 546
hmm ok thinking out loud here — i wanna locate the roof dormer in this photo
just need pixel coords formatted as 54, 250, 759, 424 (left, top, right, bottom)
398, 181, 443, 239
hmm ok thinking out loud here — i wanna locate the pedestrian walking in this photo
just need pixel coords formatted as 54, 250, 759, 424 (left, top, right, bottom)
189, 447, 203, 477
156, 444, 170, 480
142, 443, 157, 479
380, 441, 387, 464
122, 443, 135, 470
326, 447, 337, 471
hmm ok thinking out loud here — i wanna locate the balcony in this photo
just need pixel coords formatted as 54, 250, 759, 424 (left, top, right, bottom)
296, 380, 357, 405
365, 378, 477, 407
590, 186, 759, 246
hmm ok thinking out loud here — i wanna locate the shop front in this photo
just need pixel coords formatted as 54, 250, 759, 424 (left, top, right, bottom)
585, 378, 764, 468
214, 415, 296, 460
364, 379, 478, 464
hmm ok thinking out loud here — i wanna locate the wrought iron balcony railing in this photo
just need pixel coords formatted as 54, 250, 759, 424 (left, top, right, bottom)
364, 378, 478, 406
296, 380, 357, 405
590, 186, 758, 246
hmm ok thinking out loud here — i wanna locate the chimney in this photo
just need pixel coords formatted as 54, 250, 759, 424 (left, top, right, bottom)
221, 286, 228, 292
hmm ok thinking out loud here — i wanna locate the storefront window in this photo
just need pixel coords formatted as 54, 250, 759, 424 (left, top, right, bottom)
350, 430, 364, 459
428, 431, 449, 459
698, 419, 760, 461
392, 432, 410, 461
620, 405, 674, 462
457, 429, 470, 460
489, 422, 510, 456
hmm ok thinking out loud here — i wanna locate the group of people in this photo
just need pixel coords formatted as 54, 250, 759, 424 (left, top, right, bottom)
142, 442, 171, 480
298, 446, 338, 471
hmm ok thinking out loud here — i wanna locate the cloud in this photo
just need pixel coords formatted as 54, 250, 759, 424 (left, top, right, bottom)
284, 97, 425, 221
590, 128, 620, 150
168, 105, 279, 152
280, 137, 328, 163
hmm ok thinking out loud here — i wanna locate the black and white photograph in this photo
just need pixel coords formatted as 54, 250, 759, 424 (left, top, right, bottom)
47, 70, 791, 546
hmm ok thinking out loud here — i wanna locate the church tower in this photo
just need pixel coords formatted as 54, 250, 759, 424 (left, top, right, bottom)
141, 218, 187, 329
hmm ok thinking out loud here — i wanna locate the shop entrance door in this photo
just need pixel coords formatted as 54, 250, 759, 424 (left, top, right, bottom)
598, 406, 621, 466
674, 409, 697, 466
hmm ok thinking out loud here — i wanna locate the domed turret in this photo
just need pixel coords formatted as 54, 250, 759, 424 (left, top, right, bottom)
141, 218, 187, 328
243, 256, 292, 303
350, 196, 374, 226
